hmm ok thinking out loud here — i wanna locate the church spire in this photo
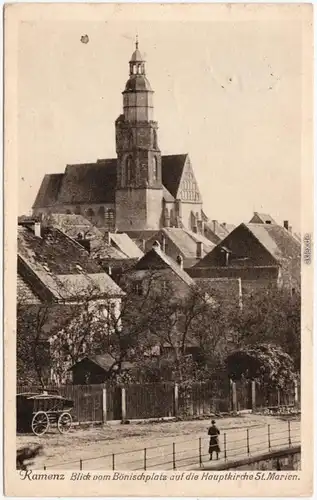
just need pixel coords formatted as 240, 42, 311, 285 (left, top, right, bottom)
129, 37, 146, 76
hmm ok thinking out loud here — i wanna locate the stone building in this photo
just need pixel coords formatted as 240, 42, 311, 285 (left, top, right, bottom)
32, 40, 205, 234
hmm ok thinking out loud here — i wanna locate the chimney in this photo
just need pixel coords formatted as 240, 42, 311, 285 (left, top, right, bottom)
222, 222, 226, 228
283, 220, 289, 231
161, 235, 166, 253
176, 255, 183, 269
105, 232, 111, 245
196, 241, 203, 259
34, 222, 41, 238
212, 220, 217, 233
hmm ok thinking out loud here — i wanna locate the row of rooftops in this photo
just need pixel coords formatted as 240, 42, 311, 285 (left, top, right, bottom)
17, 211, 301, 304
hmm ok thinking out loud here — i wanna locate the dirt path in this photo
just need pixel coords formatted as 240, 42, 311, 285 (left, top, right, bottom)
17, 415, 300, 470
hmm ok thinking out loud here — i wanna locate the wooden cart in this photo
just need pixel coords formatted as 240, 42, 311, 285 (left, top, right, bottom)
17, 391, 74, 436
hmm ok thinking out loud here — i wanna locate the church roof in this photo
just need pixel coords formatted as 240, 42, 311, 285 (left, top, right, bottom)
162, 154, 188, 198
33, 173, 64, 208
33, 155, 190, 209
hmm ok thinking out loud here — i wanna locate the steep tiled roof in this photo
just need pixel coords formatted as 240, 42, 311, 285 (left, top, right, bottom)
42, 213, 104, 240
134, 246, 195, 287
18, 225, 125, 301
57, 160, 117, 204
161, 228, 214, 258
204, 220, 230, 241
161, 154, 188, 198
245, 224, 300, 263
162, 185, 175, 202
32, 174, 64, 208
249, 212, 277, 224
17, 274, 42, 304
110, 233, 144, 259
18, 225, 101, 275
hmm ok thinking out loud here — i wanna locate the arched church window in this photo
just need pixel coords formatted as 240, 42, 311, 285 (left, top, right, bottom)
153, 157, 158, 182
153, 129, 158, 149
132, 64, 137, 75
125, 156, 132, 185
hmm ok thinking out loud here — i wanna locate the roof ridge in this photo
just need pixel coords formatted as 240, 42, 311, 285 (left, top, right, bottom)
153, 246, 194, 286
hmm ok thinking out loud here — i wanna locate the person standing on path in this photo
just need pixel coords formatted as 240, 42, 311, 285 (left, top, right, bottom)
208, 419, 220, 460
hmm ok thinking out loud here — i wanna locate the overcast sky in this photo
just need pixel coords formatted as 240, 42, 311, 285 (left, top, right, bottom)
17, 6, 306, 231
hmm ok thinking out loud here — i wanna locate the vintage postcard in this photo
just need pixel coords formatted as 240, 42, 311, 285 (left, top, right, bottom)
4, 2, 314, 497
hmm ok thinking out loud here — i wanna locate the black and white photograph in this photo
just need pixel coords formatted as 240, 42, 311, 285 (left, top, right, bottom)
4, 3, 313, 496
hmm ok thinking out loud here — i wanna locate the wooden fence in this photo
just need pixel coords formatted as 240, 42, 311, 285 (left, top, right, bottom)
17, 379, 300, 424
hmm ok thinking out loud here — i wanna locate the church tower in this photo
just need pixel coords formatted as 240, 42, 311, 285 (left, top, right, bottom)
115, 39, 163, 231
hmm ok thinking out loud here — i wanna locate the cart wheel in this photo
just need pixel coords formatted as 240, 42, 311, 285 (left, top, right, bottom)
57, 412, 72, 434
31, 411, 49, 436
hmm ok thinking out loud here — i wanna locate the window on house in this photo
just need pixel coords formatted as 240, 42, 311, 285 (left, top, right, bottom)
133, 282, 143, 296
161, 280, 168, 292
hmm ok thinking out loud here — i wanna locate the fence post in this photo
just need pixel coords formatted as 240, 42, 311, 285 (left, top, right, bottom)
251, 381, 256, 411
294, 379, 298, 407
79, 459, 83, 471
172, 442, 176, 470
174, 383, 179, 417
112, 453, 115, 471
288, 421, 292, 447
121, 387, 126, 421
102, 387, 107, 424
267, 425, 271, 451
247, 428, 250, 456
199, 437, 202, 467
231, 381, 237, 413
224, 433, 227, 461
144, 448, 147, 470
277, 388, 281, 407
